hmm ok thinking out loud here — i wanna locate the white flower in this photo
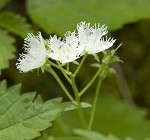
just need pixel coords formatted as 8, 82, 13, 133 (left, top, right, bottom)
77, 21, 116, 54
48, 31, 84, 64
16, 32, 46, 72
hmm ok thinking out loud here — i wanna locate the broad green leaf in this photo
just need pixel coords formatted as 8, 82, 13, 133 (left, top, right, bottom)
74, 129, 150, 140
47, 95, 150, 140
27, 0, 150, 35
74, 129, 120, 140
38, 134, 86, 140
0, 11, 33, 38
0, 80, 90, 140
0, 0, 10, 8
0, 30, 15, 72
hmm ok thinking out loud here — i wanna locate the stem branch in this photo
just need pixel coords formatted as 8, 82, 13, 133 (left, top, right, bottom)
79, 67, 102, 97
73, 54, 87, 77
45, 66, 74, 102
71, 74, 88, 128
56, 61, 72, 84
88, 77, 102, 130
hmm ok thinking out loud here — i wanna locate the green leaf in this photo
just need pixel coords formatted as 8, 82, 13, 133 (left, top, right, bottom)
87, 96, 150, 140
72, 61, 79, 66
74, 129, 120, 140
0, 11, 33, 38
62, 101, 91, 112
0, 30, 15, 72
74, 129, 150, 140
93, 54, 100, 62
27, 0, 150, 35
90, 63, 101, 68
0, 0, 10, 8
47, 95, 150, 140
38, 135, 86, 140
0, 80, 88, 140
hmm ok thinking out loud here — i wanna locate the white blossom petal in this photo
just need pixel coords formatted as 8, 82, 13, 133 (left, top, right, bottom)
16, 32, 46, 72
47, 35, 62, 61
48, 32, 84, 64
77, 21, 115, 54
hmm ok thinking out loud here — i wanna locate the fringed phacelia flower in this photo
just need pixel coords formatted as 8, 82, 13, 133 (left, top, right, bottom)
48, 31, 84, 64
77, 21, 116, 54
16, 32, 46, 72
16, 21, 116, 72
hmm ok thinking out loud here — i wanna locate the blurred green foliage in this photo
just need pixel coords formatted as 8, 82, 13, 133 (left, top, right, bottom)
0, 0, 150, 139
43, 95, 150, 140
0, 30, 15, 72
27, 0, 150, 35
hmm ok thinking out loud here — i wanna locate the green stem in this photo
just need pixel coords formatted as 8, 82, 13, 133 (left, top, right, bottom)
71, 75, 79, 101
66, 63, 70, 72
88, 77, 102, 130
46, 60, 68, 74
79, 67, 102, 97
73, 54, 87, 77
76, 108, 88, 129
87, 52, 115, 130
45, 66, 75, 102
70, 74, 88, 129
56, 61, 72, 84
79, 52, 114, 97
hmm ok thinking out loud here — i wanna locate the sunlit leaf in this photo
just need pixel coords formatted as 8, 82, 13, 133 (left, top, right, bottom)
27, 0, 150, 35
0, 80, 90, 140
0, 11, 33, 38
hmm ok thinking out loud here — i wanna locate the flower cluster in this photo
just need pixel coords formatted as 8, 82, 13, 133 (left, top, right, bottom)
16, 21, 116, 72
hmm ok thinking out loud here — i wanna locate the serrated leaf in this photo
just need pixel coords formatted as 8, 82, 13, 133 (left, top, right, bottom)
27, 0, 150, 35
0, 80, 88, 140
0, 30, 15, 72
0, 0, 10, 8
0, 11, 33, 38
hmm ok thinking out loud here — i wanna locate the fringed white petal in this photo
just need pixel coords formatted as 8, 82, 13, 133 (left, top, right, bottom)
48, 32, 84, 64
77, 21, 115, 54
16, 32, 46, 72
